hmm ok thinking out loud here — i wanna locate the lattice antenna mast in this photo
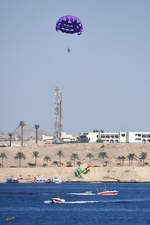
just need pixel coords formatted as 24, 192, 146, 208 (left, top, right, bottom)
54, 87, 62, 143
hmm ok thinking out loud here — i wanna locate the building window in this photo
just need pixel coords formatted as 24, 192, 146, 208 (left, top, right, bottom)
135, 134, 141, 136
101, 135, 105, 138
121, 133, 125, 137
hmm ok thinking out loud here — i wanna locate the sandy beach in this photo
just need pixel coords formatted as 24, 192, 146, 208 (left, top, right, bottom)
0, 142, 150, 182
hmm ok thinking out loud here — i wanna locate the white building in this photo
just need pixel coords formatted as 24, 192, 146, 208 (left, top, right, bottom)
81, 131, 150, 144
42, 135, 54, 143
86, 132, 120, 143
126, 132, 150, 143
42, 132, 77, 143
61, 132, 77, 143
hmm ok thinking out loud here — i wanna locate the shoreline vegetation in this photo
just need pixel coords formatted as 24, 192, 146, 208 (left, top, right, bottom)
0, 142, 150, 183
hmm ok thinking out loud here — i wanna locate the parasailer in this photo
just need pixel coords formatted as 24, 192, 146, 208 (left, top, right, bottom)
67, 48, 70, 53
56, 15, 83, 35
75, 163, 91, 177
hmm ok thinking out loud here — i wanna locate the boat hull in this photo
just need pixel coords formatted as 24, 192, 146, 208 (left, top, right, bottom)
97, 190, 118, 195
51, 198, 65, 203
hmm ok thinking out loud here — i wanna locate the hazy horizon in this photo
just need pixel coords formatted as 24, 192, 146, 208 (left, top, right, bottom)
1, 1, 150, 136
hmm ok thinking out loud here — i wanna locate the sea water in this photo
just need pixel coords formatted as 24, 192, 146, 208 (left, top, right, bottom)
0, 182, 150, 225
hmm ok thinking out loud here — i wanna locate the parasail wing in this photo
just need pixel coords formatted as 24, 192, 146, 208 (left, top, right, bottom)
56, 15, 83, 35
75, 163, 91, 177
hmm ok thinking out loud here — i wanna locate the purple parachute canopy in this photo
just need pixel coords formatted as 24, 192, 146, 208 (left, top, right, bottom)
56, 15, 83, 35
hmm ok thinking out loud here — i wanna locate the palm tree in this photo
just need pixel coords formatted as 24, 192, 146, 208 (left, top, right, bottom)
117, 156, 122, 166
19, 121, 25, 147
127, 153, 135, 166
121, 156, 126, 166
139, 152, 147, 166
44, 156, 51, 166
117, 156, 125, 166
71, 153, 79, 166
86, 153, 94, 162
57, 150, 64, 166
34, 124, 40, 144
14, 152, 25, 168
53, 161, 59, 167
98, 152, 108, 165
0, 152, 7, 167
33, 151, 39, 166
8, 133, 13, 147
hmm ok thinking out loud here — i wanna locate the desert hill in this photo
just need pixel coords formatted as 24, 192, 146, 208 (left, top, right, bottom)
12, 124, 51, 139
0, 130, 6, 136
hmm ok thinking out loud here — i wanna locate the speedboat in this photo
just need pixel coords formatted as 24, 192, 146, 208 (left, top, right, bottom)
5, 216, 15, 222
51, 198, 65, 203
97, 190, 118, 195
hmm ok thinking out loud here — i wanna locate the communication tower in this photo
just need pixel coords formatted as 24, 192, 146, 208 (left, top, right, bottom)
53, 87, 63, 143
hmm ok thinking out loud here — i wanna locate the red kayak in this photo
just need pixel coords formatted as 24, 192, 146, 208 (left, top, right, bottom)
97, 190, 118, 195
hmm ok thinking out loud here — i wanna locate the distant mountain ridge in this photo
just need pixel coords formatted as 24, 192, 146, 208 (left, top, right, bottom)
0, 130, 6, 136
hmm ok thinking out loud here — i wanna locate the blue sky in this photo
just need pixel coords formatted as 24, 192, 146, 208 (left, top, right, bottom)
1, 0, 150, 135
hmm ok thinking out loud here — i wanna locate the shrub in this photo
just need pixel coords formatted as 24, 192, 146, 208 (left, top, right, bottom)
28, 163, 36, 168
0, 144, 7, 147
66, 161, 72, 167
96, 139, 104, 143
42, 163, 47, 167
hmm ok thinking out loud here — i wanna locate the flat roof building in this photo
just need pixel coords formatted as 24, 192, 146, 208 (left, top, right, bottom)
80, 131, 150, 144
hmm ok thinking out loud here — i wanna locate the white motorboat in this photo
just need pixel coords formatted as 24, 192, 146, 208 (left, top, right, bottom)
51, 198, 65, 203
44, 197, 65, 204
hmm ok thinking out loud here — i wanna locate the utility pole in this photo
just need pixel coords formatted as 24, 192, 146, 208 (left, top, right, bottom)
53, 87, 63, 144
19, 121, 25, 147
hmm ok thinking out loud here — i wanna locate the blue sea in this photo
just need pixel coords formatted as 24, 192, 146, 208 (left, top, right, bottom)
0, 182, 150, 225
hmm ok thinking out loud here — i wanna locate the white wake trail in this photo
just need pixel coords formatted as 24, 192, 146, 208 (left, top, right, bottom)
67, 192, 96, 196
